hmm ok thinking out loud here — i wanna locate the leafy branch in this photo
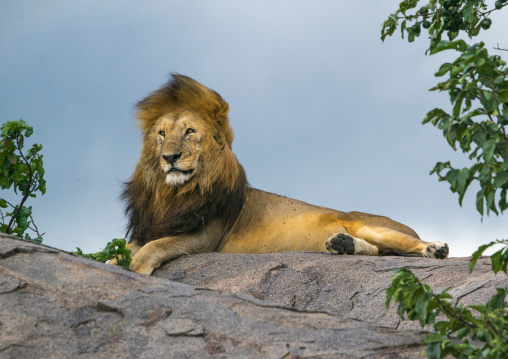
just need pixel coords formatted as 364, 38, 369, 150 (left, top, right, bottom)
386, 267, 508, 359
382, 0, 508, 48
383, 1, 508, 218
423, 40, 508, 217
0, 120, 46, 242
381, 1, 508, 358
72, 238, 132, 269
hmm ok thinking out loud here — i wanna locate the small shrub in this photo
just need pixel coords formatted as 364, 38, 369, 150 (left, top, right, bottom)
0, 119, 45, 242
72, 238, 132, 268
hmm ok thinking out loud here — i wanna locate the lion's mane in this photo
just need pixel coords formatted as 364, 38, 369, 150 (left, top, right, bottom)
123, 74, 247, 246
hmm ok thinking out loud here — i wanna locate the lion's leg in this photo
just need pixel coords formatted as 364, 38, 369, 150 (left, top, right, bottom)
350, 226, 449, 259
127, 242, 143, 256
128, 238, 184, 275
329, 212, 449, 259
129, 227, 224, 275
326, 230, 449, 259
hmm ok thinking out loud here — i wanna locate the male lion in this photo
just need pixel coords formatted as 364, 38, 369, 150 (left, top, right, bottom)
120, 74, 449, 275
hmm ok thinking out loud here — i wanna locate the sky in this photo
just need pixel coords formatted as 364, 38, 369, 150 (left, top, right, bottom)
0, 1, 506, 257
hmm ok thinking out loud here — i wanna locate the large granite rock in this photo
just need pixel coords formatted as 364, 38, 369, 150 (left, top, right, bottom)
0, 234, 431, 358
154, 251, 507, 330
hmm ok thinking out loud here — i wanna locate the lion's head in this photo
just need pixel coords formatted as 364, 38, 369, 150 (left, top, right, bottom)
123, 74, 247, 245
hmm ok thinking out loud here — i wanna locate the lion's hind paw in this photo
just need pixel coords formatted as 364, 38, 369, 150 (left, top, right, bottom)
423, 241, 449, 259
326, 233, 355, 255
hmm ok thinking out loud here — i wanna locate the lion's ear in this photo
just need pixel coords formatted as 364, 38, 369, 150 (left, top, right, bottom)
213, 131, 226, 149
215, 118, 234, 148
213, 99, 234, 148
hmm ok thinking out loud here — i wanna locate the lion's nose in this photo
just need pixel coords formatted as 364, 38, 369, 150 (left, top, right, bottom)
162, 153, 182, 164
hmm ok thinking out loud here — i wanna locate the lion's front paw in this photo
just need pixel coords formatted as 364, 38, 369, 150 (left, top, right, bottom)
423, 241, 449, 259
129, 256, 155, 275
326, 233, 355, 255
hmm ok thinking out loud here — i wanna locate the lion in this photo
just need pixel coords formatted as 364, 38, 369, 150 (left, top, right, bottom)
119, 74, 449, 275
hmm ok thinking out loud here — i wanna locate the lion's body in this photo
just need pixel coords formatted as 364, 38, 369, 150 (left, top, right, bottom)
121, 74, 449, 275
220, 188, 420, 254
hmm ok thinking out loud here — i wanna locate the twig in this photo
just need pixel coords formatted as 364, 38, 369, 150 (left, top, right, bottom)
432, 292, 479, 330
29, 213, 43, 237
493, 43, 508, 51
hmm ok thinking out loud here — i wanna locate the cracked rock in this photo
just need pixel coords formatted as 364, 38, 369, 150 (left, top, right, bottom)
154, 251, 507, 330
0, 233, 433, 358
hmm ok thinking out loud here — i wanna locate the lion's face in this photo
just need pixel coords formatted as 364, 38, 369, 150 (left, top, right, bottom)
155, 111, 212, 186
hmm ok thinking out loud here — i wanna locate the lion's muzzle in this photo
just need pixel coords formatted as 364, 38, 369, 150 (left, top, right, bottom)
161, 152, 196, 186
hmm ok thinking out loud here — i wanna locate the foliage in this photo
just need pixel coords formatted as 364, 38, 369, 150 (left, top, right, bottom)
72, 238, 132, 269
381, 1, 508, 358
0, 120, 130, 269
425, 42, 508, 217
382, 0, 508, 217
0, 120, 45, 242
386, 266, 508, 359
470, 238, 508, 274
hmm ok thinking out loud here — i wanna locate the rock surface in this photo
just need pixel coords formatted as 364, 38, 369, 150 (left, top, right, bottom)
0, 234, 431, 358
154, 251, 507, 330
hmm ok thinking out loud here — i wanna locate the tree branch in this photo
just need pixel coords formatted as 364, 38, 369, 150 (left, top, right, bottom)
432, 293, 478, 330
29, 213, 43, 238
493, 44, 508, 52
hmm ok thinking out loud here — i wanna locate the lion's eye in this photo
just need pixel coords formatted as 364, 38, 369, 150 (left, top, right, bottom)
159, 130, 165, 137
185, 128, 195, 135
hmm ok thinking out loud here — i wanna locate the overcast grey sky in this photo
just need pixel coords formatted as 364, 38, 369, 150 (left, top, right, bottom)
1, 1, 506, 257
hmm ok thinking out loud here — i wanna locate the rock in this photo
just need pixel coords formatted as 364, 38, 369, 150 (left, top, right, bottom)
153, 251, 507, 330
0, 234, 430, 358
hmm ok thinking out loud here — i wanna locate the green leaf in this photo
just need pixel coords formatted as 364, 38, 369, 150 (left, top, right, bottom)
446, 168, 470, 197
468, 304, 487, 315
482, 139, 497, 162
381, 14, 399, 42
29, 236, 43, 244
500, 188, 507, 212
457, 327, 470, 339
476, 188, 484, 216
487, 288, 507, 309
494, 75, 505, 85
452, 92, 465, 118
15, 205, 32, 234
415, 290, 434, 326
462, 2, 477, 24
490, 250, 506, 274
433, 321, 450, 335
423, 108, 448, 125
435, 63, 453, 77
430, 161, 450, 176
493, 171, 508, 187
426, 341, 442, 359
470, 241, 496, 272
399, 0, 419, 15
430, 40, 468, 55
480, 91, 499, 114
425, 332, 444, 343
408, 31, 415, 43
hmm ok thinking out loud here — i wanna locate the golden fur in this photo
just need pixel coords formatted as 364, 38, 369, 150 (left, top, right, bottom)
119, 74, 449, 275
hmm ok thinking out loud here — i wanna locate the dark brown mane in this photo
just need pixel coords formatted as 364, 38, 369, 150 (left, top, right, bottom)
123, 74, 247, 246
